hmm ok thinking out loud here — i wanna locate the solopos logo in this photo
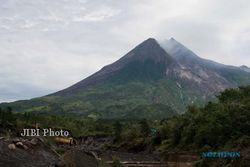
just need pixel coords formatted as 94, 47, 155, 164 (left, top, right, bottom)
201, 151, 240, 158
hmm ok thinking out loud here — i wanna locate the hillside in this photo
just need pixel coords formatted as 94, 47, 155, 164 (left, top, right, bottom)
1, 85, 249, 167
1, 38, 250, 119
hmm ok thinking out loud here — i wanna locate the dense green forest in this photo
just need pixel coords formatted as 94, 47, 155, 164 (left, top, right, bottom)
1, 85, 250, 166
1, 79, 206, 118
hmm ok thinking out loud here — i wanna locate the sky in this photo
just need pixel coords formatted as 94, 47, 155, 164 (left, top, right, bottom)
0, 0, 250, 102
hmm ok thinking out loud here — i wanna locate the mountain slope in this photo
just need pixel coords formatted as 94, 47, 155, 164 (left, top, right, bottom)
240, 65, 250, 72
2, 38, 250, 119
161, 38, 250, 92
53, 38, 178, 96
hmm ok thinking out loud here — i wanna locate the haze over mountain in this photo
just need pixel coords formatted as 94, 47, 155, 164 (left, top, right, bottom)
161, 38, 250, 93
240, 65, 250, 73
2, 38, 250, 119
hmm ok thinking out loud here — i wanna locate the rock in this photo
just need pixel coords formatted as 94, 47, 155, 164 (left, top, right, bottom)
15, 141, 29, 150
23, 145, 29, 150
30, 138, 38, 145
8, 144, 16, 150
55, 160, 66, 167
23, 141, 33, 148
16, 142, 24, 147
12, 138, 21, 143
0, 139, 59, 166
21, 139, 27, 143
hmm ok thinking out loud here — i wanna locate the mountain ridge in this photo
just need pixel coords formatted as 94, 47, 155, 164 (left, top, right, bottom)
240, 65, 250, 72
2, 37, 250, 119
53, 38, 178, 96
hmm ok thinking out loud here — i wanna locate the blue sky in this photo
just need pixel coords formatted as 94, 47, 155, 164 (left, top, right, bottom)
0, 0, 250, 102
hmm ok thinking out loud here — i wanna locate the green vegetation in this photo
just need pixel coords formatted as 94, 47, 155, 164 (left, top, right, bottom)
1, 85, 249, 154
158, 86, 250, 150
218, 67, 250, 86
111, 157, 123, 167
0, 85, 250, 166
99, 85, 250, 153
0, 110, 113, 137
0, 79, 207, 120
108, 60, 166, 83
113, 121, 122, 142
0, 107, 16, 128
1, 56, 214, 118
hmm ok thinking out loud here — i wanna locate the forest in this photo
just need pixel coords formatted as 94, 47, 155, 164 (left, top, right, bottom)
1, 85, 250, 166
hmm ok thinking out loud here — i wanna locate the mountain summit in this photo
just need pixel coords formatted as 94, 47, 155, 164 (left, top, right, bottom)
3, 38, 250, 119
240, 65, 250, 72
54, 38, 178, 96
161, 38, 250, 93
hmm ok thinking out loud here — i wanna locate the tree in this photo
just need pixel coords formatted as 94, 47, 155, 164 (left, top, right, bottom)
0, 107, 15, 127
113, 121, 122, 141
139, 119, 150, 137
112, 157, 123, 167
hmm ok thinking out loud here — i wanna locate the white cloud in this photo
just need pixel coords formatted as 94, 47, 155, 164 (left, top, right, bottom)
73, 6, 120, 22
0, 0, 250, 102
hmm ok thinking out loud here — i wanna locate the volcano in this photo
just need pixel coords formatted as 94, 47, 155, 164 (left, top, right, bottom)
3, 38, 250, 119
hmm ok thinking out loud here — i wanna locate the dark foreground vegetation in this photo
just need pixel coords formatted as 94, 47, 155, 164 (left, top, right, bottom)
1, 86, 250, 166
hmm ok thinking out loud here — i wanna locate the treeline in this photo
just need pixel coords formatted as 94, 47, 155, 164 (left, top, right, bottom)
157, 86, 250, 150
0, 107, 16, 128
0, 109, 115, 137
1, 86, 250, 152
1, 86, 249, 166
109, 86, 250, 153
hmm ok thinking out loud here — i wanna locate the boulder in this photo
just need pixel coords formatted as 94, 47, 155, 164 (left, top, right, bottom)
16, 142, 24, 147
30, 138, 38, 145
12, 138, 21, 143
8, 144, 16, 150
23, 145, 29, 150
